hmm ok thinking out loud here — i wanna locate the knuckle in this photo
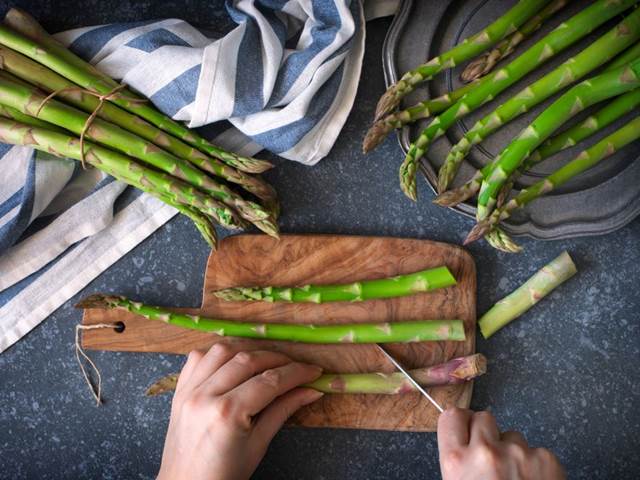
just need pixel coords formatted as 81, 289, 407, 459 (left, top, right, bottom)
534, 447, 556, 463
474, 442, 500, 469
260, 368, 283, 388
210, 342, 233, 357
441, 449, 465, 472
181, 393, 206, 415
211, 397, 236, 422
232, 351, 255, 366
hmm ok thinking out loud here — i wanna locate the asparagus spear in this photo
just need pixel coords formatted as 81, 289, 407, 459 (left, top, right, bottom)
374, 0, 552, 120
212, 266, 457, 303
0, 46, 276, 205
76, 294, 466, 344
476, 59, 640, 221
434, 87, 640, 208
461, 0, 570, 83
1, 8, 273, 175
439, 10, 640, 192
0, 117, 245, 230
468, 115, 640, 244
146, 353, 487, 396
479, 251, 577, 338
399, 0, 637, 201
363, 78, 483, 153
0, 75, 278, 236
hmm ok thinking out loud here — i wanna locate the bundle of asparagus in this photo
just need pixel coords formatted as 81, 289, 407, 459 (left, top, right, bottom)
146, 353, 487, 396
366, 0, 639, 251
0, 9, 279, 249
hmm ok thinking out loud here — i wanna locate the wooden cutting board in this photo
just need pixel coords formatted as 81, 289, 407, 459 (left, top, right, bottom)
82, 234, 476, 431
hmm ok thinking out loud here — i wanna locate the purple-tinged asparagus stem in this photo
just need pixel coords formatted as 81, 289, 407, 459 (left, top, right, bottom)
145, 354, 487, 396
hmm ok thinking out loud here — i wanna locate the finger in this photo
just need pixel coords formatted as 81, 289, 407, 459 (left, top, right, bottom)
202, 350, 293, 395
501, 430, 528, 449
183, 343, 244, 390
175, 350, 205, 392
437, 407, 473, 452
470, 410, 500, 444
252, 388, 323, 446
225, 362, 323, 415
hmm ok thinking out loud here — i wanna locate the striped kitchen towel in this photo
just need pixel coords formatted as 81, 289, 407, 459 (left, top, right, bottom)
0, 0, 398, 352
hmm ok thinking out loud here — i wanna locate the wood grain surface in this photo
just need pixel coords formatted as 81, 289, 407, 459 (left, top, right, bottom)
82, 234, 476, 431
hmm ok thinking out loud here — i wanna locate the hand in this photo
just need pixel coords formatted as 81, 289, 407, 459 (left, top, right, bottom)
157, 344, 324, 480
437, 408, 565, 480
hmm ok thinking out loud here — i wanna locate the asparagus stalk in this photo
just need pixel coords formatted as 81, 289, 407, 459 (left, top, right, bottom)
212, 266, 457, 303
479, 251, 577, 338
0, 117, 246, 230
399, 0, 637, 201
1, 8, 273, 175
0, 46, 276, 205
0, 75, 278, 236
476, 59, 640, 221
374, 0, 552, 120
162, 199, 218, 250
76, 294, 466, 343
363, 78, 483, 153
146, 353, 487, 396
439, 10, 640, 193
434, 87, 640, 208
467, 115, 640, 244
461, 0, 570, 83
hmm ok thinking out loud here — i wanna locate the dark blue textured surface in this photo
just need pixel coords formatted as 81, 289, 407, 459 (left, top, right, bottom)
0, 2, 639, 479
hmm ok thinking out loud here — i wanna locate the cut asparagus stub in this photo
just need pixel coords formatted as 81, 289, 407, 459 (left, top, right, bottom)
374, 0, 552, 119
1, 8, 273, 174
479, 251, 577, 338
212, 266, 457, 303
76, 294, 466, 344
146, 353, 487, 396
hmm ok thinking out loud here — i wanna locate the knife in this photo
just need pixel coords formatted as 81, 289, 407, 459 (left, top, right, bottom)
376, 344, 444, 413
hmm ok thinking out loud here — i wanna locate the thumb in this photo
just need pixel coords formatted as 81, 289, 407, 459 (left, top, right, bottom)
252, 388, 323, 444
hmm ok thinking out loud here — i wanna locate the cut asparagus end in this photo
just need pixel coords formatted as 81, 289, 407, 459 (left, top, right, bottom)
75, 294, 125, 310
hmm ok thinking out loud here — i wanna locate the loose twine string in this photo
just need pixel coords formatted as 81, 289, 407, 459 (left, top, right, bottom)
75, 322, 121, 406
36, 84, 146, 169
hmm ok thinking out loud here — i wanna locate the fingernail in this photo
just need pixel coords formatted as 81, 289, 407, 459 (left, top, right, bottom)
303, 389, 324, 405
309, 365, 323, 376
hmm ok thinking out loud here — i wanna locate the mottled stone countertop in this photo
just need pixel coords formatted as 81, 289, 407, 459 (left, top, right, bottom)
0, 2, 638, 479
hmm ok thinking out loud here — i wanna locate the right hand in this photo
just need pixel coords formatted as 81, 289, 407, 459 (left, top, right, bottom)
437, 408, 565, 480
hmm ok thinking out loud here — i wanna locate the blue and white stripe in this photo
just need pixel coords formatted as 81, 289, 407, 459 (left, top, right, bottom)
0, 0, 397, 352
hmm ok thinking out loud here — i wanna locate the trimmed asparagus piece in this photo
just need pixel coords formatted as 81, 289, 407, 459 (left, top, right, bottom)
363, 78, 482, 153
0, 117, 245, 230
399, 0, 637, 200
440, 10, 640, 193
76, 294, 466, 344
468, 115, 640, 244
1, 8, 273, 175
434, 87, 640, 208
0, 75, 278, 236
476, 59, 640, 221
374, 0, 552, 120
479, 251, 577, 338
0, 46, 276, 205
461, 0, 569, 83
146, 353, 487, 396
213, 266, 457, 303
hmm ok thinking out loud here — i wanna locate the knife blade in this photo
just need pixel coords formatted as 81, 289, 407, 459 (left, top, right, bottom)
376, 344, 444, 413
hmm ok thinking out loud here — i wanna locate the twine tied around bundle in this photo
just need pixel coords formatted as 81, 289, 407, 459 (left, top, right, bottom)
36, 84, 146, 169
74, 322, 122, 406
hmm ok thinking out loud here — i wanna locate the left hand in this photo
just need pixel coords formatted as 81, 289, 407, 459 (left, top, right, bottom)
157, 344, 324, 480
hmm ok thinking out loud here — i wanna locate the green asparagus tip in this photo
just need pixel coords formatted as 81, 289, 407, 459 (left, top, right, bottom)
463, 220, 492, 245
